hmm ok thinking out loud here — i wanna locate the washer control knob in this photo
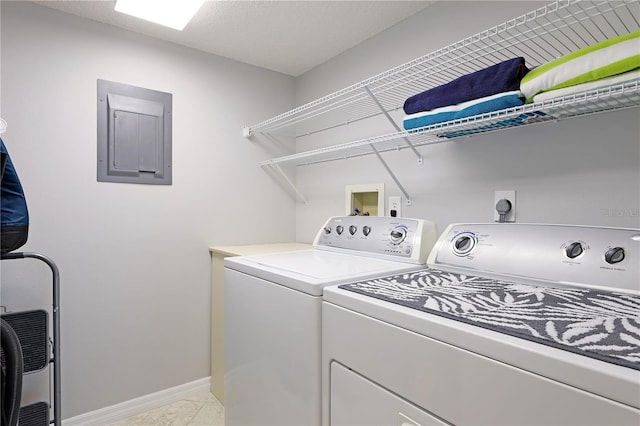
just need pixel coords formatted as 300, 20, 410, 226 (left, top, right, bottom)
323, 226, 331, 235
565, 242, 584, 259
452, 234, 476, 256
362, 226, 371, 236
604, 247, 625, 264
336, 225, 344, 235
390, 226, 407, 245
349, 225, 357, 236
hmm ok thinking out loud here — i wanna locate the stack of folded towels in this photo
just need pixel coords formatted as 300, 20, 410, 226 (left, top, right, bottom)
520, 30, 640, 102
402, 29, 639, 132
402, 57, 530, 130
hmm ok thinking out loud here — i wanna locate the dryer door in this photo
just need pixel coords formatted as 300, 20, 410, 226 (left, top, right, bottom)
330, 362, 448, 426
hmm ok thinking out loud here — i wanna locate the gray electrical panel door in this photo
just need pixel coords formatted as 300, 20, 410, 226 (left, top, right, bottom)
97, 79, 172, 185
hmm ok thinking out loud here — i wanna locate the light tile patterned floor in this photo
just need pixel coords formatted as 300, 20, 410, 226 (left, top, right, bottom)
107, 392, 224, 426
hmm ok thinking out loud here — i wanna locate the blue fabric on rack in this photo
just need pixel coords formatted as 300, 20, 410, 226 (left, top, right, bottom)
1, 137, 29, 254
403, 91, 525, 130
439, 111, 549, 138
403, 57, 529, 115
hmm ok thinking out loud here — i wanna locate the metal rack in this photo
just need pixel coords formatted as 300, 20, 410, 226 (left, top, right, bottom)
245, 0, 640, 203
1, 252, 61, 426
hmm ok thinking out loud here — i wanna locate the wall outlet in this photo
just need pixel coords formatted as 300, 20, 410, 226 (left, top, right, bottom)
389, 196, 402, 217
494, 190, 516, 222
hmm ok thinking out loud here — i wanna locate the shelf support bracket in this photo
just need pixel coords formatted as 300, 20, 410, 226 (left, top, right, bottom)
363, 86, 423, 164
264, 163, 309, 205
370, 144, 412, 206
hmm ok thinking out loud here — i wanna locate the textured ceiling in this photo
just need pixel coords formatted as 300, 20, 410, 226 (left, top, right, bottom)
33, 0, 434, 77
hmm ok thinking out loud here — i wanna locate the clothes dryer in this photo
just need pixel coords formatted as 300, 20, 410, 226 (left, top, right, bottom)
322, 223, 640, 425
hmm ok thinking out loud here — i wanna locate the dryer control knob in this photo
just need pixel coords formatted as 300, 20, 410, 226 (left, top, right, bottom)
336, 225, 344, 235
565, 242, 584, 259
362, 226, 371, 236
349, 225, 357, 236
324, 226, 331, 235
452, 234, 476, 256
605, 247, 625, 264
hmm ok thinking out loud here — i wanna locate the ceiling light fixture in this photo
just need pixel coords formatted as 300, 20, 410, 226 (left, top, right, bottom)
114, 0, 205, 31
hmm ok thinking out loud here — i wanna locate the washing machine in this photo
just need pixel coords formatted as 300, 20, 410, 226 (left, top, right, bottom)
323, 223, 640, 426
223, 215, 438, 426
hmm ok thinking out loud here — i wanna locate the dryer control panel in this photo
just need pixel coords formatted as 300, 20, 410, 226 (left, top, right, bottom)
429, 223, 640, 294
314, 216, 437, 265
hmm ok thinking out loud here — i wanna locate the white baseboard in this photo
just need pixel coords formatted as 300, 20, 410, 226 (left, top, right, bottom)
62, 376, 211, 426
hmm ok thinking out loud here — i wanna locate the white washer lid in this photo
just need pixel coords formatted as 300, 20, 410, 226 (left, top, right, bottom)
224, 249, 422, 296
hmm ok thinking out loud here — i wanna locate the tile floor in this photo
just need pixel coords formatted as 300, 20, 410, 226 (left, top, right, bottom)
107, 392, 224, 426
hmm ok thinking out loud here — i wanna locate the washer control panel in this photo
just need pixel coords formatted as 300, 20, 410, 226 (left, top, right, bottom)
430, 223, 640, 294
314, 216, 437, 264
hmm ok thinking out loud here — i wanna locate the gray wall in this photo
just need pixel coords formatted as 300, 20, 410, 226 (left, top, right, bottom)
294, 1, 640, 242
0, 1, 295, 418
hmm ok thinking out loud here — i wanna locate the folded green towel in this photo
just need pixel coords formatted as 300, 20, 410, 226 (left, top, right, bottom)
520, 30, 640, 101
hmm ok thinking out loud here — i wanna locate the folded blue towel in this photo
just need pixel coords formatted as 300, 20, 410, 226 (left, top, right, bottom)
403, 57, 529, 115
403, 91, 525, 130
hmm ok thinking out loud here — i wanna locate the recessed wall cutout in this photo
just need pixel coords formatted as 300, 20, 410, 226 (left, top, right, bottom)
97, 79, 172, 185
345, 183, 385, 216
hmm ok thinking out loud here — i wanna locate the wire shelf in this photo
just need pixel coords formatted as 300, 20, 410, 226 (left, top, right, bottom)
259, 79, 640, 167
254, 0, 639, 204
248, 0, 639, 139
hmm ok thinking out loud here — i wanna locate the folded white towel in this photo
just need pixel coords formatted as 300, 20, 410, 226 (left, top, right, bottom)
533, 69, 640, 103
